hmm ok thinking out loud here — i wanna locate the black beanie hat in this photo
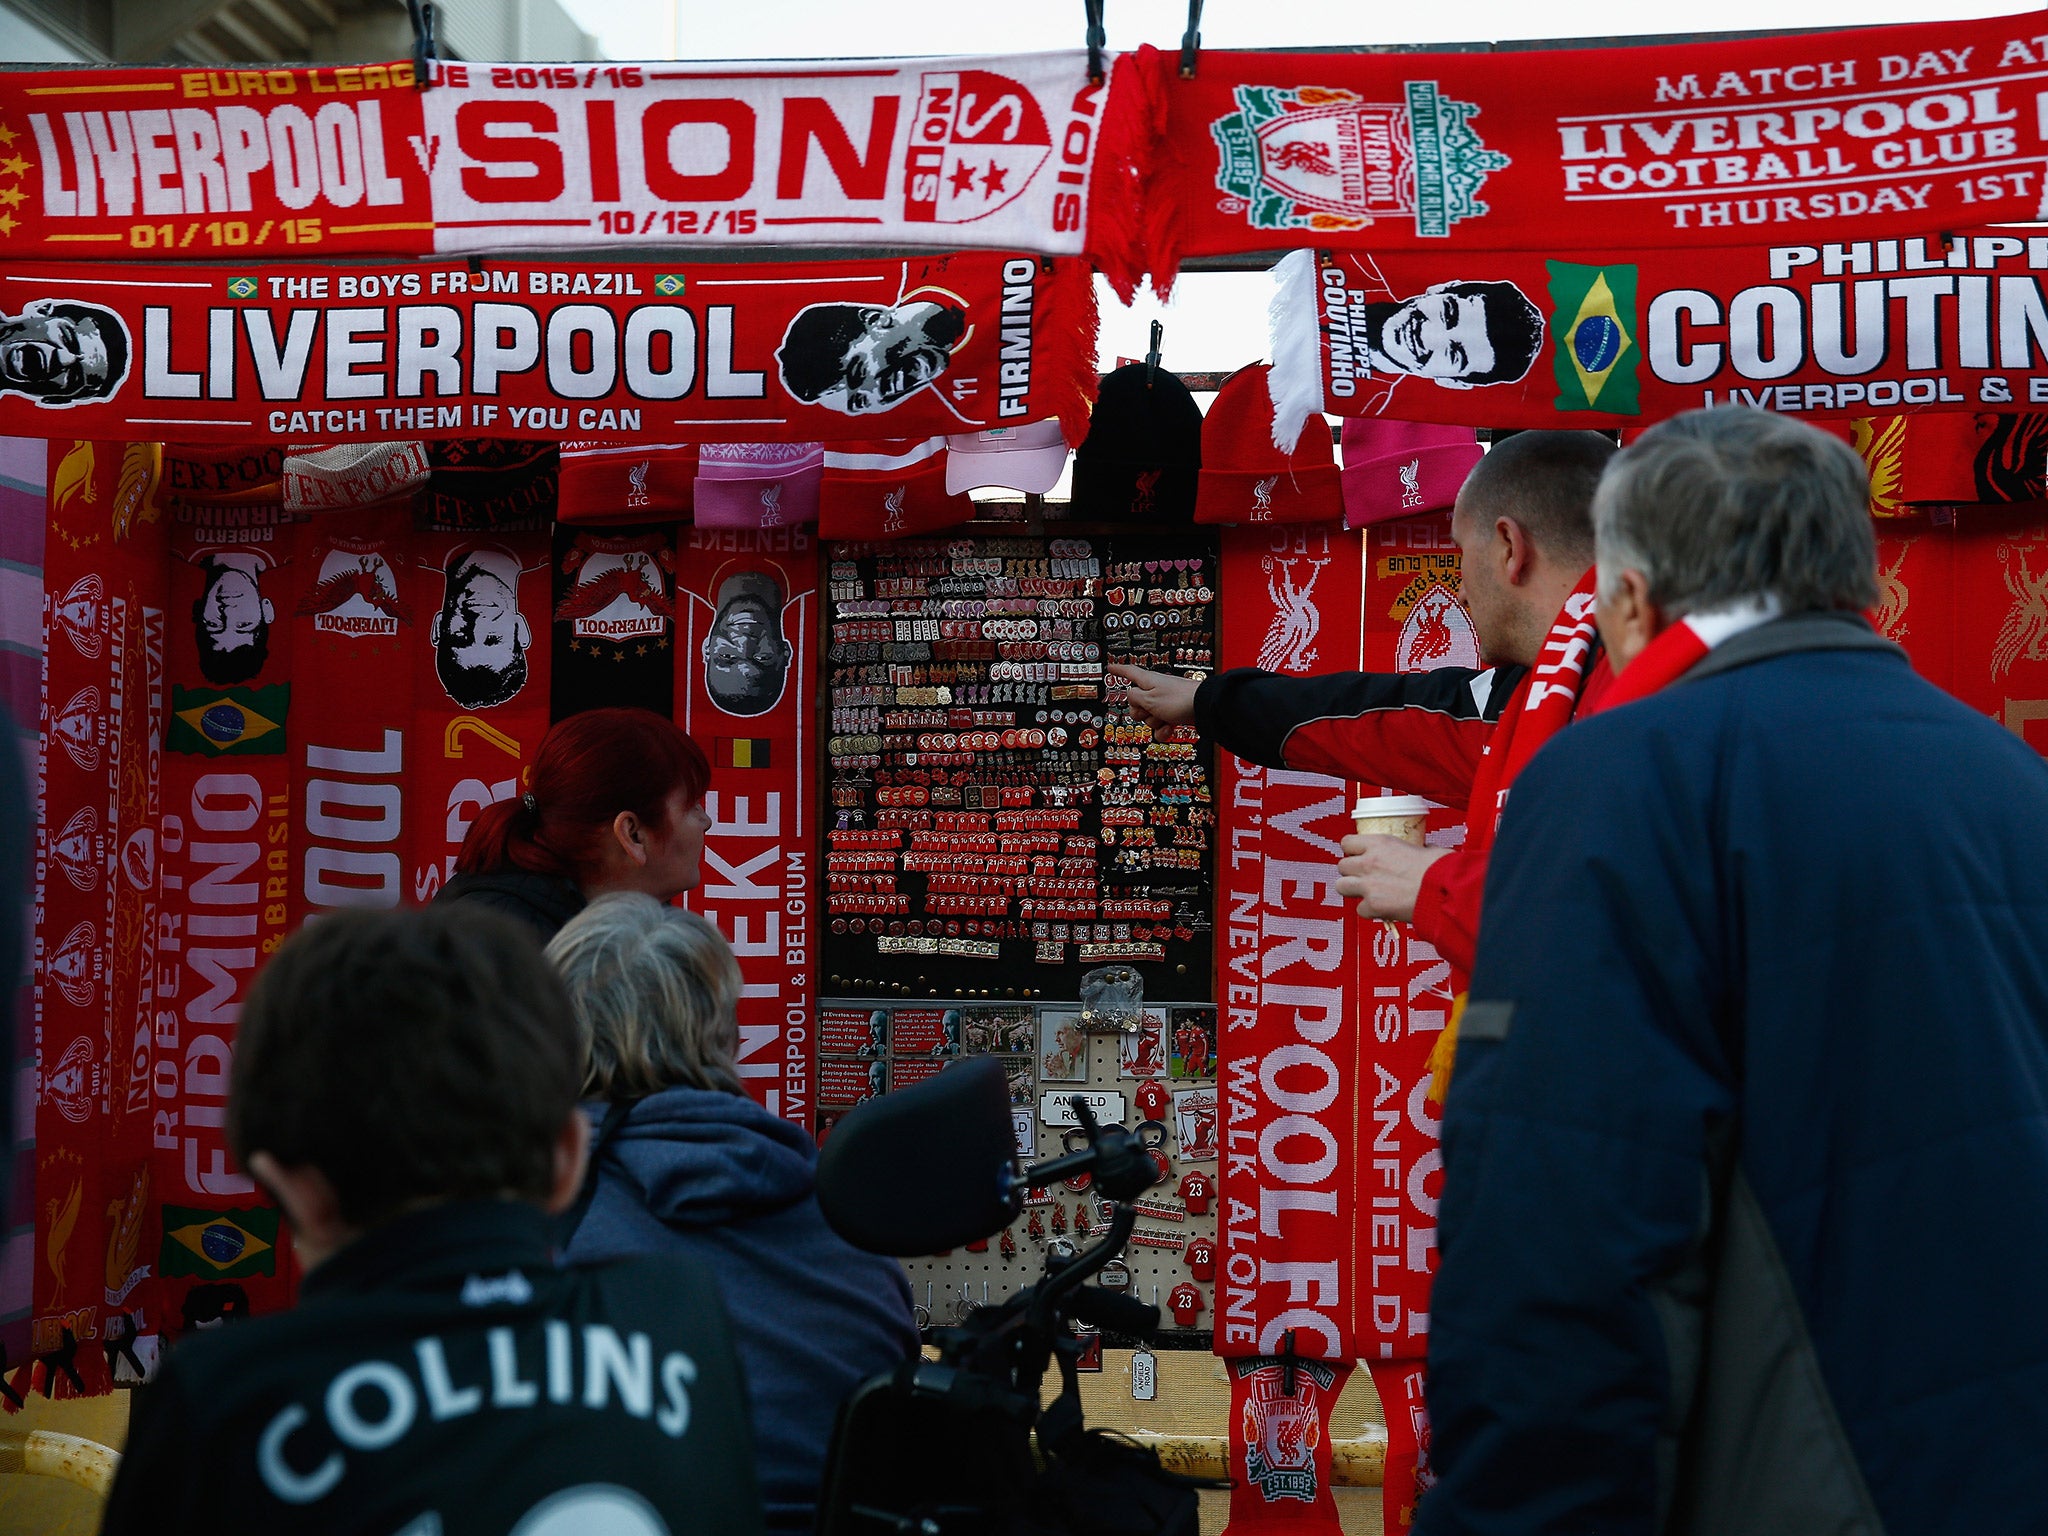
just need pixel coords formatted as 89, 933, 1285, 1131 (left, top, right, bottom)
1070, 362, 1202, 522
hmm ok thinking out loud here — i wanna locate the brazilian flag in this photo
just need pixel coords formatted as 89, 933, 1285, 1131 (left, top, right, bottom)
1548, 261, 1640, 414
160, 1204, 279, 1279
168, 683, 289, 755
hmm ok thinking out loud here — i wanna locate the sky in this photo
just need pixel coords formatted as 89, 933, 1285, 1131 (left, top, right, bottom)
549, 0, 2025, 382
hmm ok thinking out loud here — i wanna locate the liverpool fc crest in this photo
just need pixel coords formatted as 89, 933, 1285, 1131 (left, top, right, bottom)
1235, 1357, 1340, 1503
1211, 81, 1508, 238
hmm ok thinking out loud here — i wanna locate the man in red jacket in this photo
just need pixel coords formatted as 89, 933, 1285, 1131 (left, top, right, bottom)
1114, 429, 1615, 974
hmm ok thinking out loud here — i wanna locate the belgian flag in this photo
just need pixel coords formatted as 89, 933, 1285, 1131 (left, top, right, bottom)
1548, 261, 1640, 414
717, 737, 773, 770
168, 683, 289, 755
160, 1204, 280, 1278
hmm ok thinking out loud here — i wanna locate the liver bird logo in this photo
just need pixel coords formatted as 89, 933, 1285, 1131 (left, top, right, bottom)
51, 440, 96, 515
1399, 457, 1423, 507
44, 1177, 82, 1299
1872, 540, 1911, 642
298, 555, 409, 621
1130, 468, 1163, 517
1271, 139, 1336, 176
553, 553, 674, 622
1992, 543, 2048, 680
1257, 555, 1328, 672
1250, 475, 1280, 520
113, 441, 164, 539
105, 1164, 151, 1301
1852, 417, 1908, 517
1396, 584, 1481, 672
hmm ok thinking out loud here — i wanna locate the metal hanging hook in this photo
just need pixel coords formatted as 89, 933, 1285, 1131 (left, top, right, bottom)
1180, 0, 1204, 78
1084, 0, 1108, 86
405, 0, 437, 88
1145, 320, 1164, 387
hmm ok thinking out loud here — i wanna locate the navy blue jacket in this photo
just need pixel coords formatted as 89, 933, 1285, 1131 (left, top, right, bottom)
1425, 615, 2048, 1536
564, 1086, 918, 1533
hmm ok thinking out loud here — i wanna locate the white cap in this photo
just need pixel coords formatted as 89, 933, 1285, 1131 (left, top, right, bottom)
1352, 795, 1434, 820
943, 419, 1070, 495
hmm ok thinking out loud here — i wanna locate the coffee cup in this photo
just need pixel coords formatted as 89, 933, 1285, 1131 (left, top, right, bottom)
1352, 794, 1433, 846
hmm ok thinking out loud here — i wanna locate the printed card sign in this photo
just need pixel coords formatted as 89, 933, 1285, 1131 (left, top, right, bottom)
1039, 1009, 1087, 1082
886, 1057, 947, 1091
1038, 1089, 1127, 1127
891, 1007, 961, 1056
819, 1007, 890, 1056
820, 1057, 887, 1105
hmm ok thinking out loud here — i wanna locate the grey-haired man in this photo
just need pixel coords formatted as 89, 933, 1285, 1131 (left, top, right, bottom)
1424, 407, 2048, 1536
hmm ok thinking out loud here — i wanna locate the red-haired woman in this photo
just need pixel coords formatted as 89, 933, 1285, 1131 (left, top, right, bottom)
435, 707, 714, 940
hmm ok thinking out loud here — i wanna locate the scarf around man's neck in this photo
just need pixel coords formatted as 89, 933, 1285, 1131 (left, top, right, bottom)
1425, 571, 1602, 1111
1466, 569, 1603, 845
1583, 595, 1783, 716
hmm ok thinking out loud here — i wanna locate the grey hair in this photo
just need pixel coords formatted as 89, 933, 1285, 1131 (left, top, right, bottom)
1594, 407, 1878, 618
545, 892, 744, 1099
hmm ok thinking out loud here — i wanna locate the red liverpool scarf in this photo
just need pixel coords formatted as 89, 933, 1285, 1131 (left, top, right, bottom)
1, 252, 1099, 449
1, 55, 1150, 281
1225, 1358, 1353, 1536
1464, 571, 1602, 848
1425, 571, 1602, 1108
1583, 597, 1782, 717
1132, 11, 2048, 293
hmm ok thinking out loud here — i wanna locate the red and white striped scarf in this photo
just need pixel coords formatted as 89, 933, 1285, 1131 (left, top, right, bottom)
1428, 573, 1606, 1112
1466, 570, 1602, 845
1583, 596, 1782, 716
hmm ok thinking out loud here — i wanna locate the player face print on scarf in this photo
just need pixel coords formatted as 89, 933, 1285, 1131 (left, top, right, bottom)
432, 545, 533, 709
702, 568, 794, 718
1367, 281, 1544, 390
0, 300, 129, 405
189, 549, 276, 684
776, 288, 971, 416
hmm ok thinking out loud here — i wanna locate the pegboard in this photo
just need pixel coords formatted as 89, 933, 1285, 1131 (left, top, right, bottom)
820, 532, 1218, 1002
818, 1000, 1219, 1344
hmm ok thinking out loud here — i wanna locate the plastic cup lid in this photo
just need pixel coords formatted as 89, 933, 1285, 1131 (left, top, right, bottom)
1352, 795, 1434, 819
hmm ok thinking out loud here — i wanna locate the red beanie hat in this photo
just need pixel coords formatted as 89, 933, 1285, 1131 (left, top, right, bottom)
820, 438, 975, 540
557, 441, 696, 525
1193, 364, 1343, 525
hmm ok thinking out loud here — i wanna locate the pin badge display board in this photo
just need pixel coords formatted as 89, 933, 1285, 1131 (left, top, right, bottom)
822, 533, 1218, 1001
818, 1001, 1220, 1343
